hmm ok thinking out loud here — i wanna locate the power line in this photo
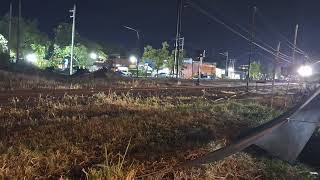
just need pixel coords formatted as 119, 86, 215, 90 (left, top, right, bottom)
187, 1, 293, 62
255, 9, 305, 55
187, 1, 292, 63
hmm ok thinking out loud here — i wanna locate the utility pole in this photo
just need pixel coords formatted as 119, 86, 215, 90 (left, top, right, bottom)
285, 24, 299, 107
69, 4, 76, 75
136, 31, 140, 78
292, 24, 299, 65
219, 52, 229, 79
16, 0, 21, 63
174, 0, 183, 79
8, 3, 12, 56
226, 51, 229, 78
225, 52, 229, 78
271, 42, 281, 108
197, 50, 205, 85
229, 59, 236, 79
191, 58, 194, 79
246, 6, 257, 92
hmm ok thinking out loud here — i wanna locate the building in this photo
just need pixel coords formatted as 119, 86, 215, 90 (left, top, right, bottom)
215, 68, 226, 79
182, 60, 217, 79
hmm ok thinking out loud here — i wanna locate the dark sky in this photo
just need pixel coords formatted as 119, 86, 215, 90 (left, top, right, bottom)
1, 0, 320, 64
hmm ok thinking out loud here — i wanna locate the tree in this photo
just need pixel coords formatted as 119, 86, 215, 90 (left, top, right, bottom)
0, 34, 8, 53
73, 44, 92, 67
50, 44, 93, 68
54, 23, 79, 47
250, 61, 262, 80
50, 23, 107, 68
30, 43, 48, 69
167, 50, 186, 73
142, 42, 172, 76
0, 15, 49, 59
79, 38, 108, 61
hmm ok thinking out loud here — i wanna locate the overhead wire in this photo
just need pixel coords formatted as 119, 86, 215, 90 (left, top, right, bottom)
255, 9, 305, 55
187, 0, 292, 63
194, 2, 293, 61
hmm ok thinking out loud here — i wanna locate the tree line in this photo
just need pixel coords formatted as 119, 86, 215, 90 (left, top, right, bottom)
0, 14, 125, 69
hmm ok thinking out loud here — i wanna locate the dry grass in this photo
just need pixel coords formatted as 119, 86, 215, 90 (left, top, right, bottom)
0, 69, 175, 90
0, 92, 316, 179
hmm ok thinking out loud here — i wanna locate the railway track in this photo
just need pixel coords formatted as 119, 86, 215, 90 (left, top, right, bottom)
0, 83, 296, 108
0, 86, 244, 104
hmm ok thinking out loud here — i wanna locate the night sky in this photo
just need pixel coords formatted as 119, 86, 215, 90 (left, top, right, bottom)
1, 0, 320, 64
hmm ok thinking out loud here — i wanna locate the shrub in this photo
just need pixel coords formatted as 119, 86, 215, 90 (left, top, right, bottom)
0, 52, 10, 69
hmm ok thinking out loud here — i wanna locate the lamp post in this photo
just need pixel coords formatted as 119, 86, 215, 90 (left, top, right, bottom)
123, 25, 140, 78
129, 55, 138, 77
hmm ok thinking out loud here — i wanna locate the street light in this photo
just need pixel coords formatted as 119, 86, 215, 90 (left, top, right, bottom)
129, 55, 139, 77
297, 65, 313, 77
123, 25, 140, 78
123, 26, 140, 40
90, 52, 98, 60
25, 53, 37, 63
129, 55, 138, 64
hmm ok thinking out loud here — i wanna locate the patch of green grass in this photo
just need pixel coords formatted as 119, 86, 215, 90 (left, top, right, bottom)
204, 153, 316, 180
260, 158, 316, 180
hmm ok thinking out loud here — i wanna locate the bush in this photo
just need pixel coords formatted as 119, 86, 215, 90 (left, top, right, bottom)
0, 52, 10, 69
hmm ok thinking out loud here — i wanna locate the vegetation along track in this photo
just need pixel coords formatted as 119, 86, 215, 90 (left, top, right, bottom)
0, 84, 290, 106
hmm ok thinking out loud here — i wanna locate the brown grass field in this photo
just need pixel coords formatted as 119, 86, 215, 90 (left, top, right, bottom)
0, 91, 317, 179
0, 69, 317, 179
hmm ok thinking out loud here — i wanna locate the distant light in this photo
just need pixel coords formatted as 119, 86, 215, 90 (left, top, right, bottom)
228, 67, 234, 72
129, 56, 138, 64
26, 53, 37, 63
297, 65, 313, 77
90, 52, 98, 60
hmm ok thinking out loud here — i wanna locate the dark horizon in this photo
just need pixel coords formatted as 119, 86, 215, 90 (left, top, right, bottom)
1, 0, 320, 65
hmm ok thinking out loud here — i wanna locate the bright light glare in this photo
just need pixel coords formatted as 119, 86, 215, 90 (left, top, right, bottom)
297, 65, 313, 77
90, 52, 98, 60
26, 53, 37, 63
228, 67, 234, 72
129, 56, 138, 64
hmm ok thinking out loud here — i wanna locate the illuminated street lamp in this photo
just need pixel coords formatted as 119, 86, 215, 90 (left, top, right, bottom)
124, 25, 140, 78
129, 55, 139, 77
129, 56, 138, 64
90, 52, 98, 60
297, 65, 312, 77
25, 53, 37, 63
